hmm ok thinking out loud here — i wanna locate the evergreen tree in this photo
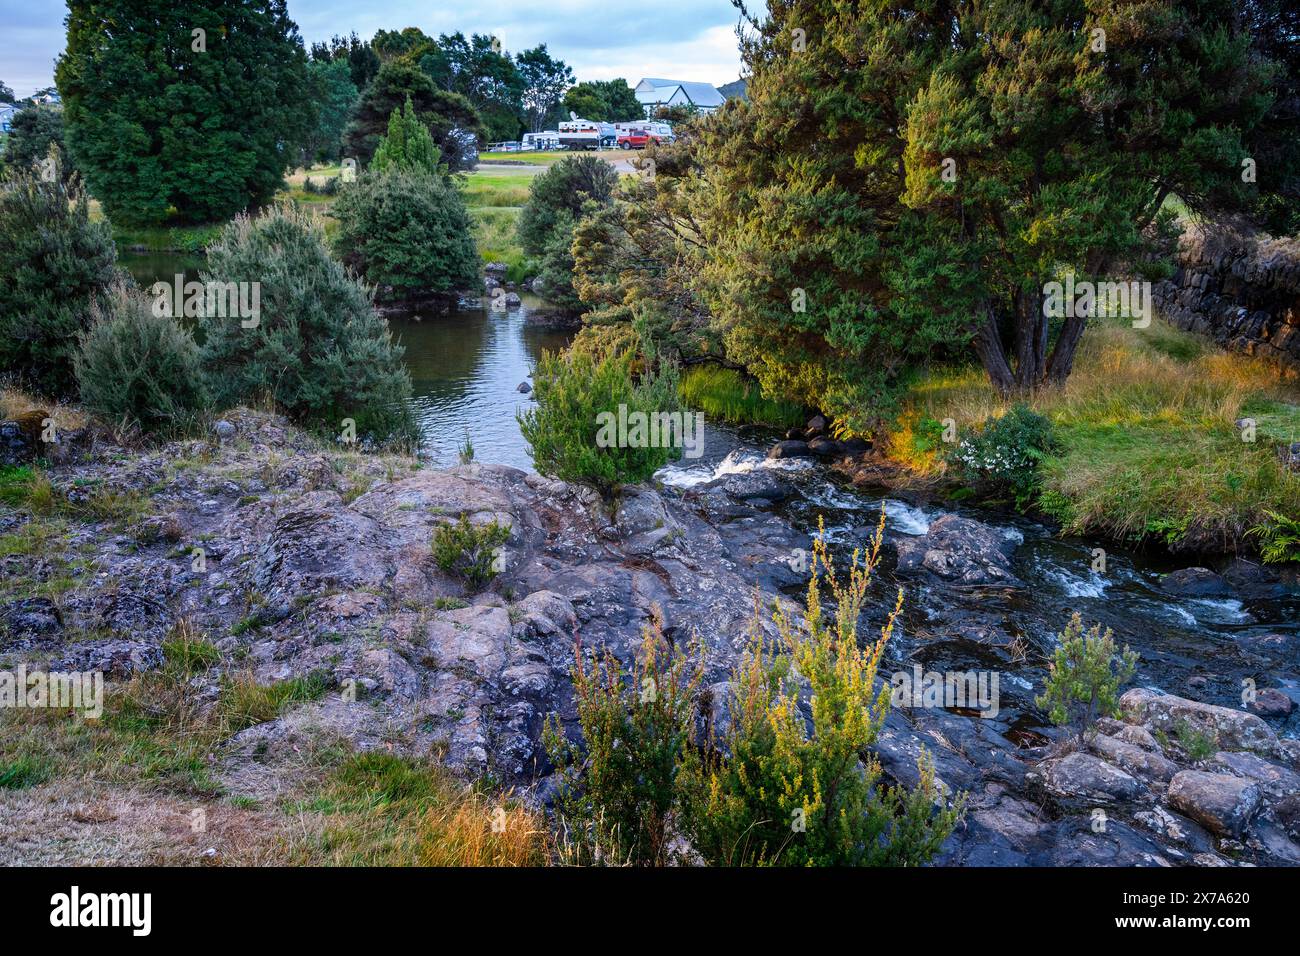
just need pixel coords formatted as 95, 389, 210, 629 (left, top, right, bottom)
332, 168, 479, 304
2, 107, 71, 183
515, 46, 573, 133
370, 97, 443, 175
0, 149, 120, 398
699, 0, 1282, 425
563, 80, 643, 123
56, 0, 313, 225
302, 58, 358, 164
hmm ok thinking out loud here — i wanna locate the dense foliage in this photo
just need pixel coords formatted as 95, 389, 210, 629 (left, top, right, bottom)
56, 0, 313, 225
301, 58, 358, 165
698, 0, 1285, 429
342, 61, 483, 171
75, 286, 208, 435
946, 404, 1056, 507
431, 515, 511, 588
2, 107, 71, 182
332, 167, 479, 302
199, 205, 417, 446
517, 156, 619, 310
518, 348, 681, 497
370, 98, 444, 174
563, 79, 643, 123
0, 154, 120, 397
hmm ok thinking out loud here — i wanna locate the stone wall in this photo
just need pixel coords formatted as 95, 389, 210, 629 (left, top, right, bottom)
1154, 222, 1300, 371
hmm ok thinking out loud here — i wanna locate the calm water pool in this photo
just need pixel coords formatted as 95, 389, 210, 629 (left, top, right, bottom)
121, 251, 572, 467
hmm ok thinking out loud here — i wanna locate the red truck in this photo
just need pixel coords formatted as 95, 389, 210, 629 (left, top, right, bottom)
616, 126, 667, 150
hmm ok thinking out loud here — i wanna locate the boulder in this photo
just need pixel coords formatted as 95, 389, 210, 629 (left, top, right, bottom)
1121, 688, 1280, 756
706, 470, 792, 504
516, 381, 531, 393
806, 415, 827, 435
1029, 751, 1146, 804
1167, 770, 1260, 838
1249, 688, 1294, 718
767, 440, 814, 460
1234, 631, 1295, 666
1159, 567, 1232, 597
807, 436, 843, 459
1089, 732, 1178, 784
893, 514, 1021, 587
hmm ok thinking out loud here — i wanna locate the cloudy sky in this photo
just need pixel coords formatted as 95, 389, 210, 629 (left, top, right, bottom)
0, 0, 749, 98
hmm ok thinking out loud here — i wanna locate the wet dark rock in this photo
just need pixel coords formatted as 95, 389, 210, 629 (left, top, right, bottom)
1248, 688, 1294, 718
1234, 631, 1295, 666
1160, 567, 1232, 597
806, 415, 827, 435
893, 514, 1020, 587
806, 436, 842, 459
705, 470, 792, 504
1167, 770, 1260, 838
516, 381, 531, 393
842, 437, 871, 453
767, 439, 814, 460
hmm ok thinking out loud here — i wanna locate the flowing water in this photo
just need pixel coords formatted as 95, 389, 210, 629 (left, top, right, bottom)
658, 433, 1300, 744
120, 250, 1300, 740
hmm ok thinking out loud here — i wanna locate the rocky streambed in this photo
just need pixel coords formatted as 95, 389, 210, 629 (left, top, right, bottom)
2, 408, 1298, 865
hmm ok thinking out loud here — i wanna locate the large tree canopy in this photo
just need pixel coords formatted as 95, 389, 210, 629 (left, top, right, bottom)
563, 80, 643, 123
698, 0, 1282, 425
56, 0, 313, 225
342, 61, 483, 171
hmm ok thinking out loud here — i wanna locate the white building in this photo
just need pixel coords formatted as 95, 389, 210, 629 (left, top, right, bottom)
634, 78, 725, 117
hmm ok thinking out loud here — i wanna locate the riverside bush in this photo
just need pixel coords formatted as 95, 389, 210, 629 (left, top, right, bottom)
946, 404, 1055, 506
0, 150, 119, 398
548, 515, 965, 867
199, 205, 417, 448
544, 614, 701, 866
332, 167, 479, 304
74, 286, 208, 436
518, 348, 681, 497
680, 517, 964, 866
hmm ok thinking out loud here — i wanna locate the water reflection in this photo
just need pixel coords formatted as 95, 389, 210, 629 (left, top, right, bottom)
395, 296, 572, 468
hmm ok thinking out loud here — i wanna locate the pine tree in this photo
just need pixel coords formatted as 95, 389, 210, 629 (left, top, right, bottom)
371, 97, 443, 175
56, 0, 313, 225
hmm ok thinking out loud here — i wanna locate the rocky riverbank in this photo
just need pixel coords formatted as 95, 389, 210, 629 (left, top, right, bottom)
3, 408, 1299, 865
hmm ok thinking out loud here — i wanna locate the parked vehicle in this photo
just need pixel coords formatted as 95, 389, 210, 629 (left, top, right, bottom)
614, 121, 674, 149
522, 131, 561, 150
558, 119, 601, 150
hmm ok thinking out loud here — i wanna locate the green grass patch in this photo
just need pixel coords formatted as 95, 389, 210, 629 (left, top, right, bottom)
679, 365, 806, 428
218, 672, 330, 732
0, 755, 51, 790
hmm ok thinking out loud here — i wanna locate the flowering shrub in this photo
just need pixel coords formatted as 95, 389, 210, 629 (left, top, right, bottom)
946, 404, 1055, 506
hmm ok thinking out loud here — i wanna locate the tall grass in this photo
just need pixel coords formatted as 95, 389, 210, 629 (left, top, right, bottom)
891, 317, 1300, 548
679, 365, 806, 428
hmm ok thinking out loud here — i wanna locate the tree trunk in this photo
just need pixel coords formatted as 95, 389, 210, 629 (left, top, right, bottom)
1011, 289, 1047, 391
972, 304, 1014, 396
1044, 315, 1087, 385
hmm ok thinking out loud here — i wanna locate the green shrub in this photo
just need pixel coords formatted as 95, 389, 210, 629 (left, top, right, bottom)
0, 149, 120, 397
302, 176, 339, 196
199, 205, 417, 448
517, 155, 620, 258
1036, 612, 1137, 740
432, 515, 510, 588
679, 520, 964, 866
333, 167, 479, 304
947, 404, 1056, 507
517, 156, 618, 311
544, 615, 702, 866
519, 348, 682, 497
74, 285, 208, 436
